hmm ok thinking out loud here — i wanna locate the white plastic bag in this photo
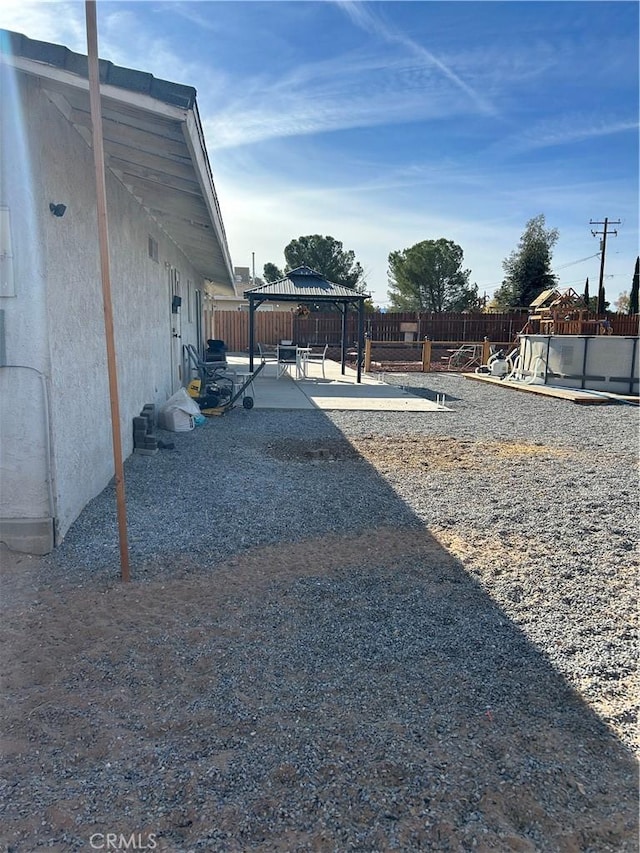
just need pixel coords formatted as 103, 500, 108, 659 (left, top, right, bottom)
158, 388, 202, 432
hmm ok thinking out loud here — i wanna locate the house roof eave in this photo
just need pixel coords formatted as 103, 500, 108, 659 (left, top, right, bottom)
2, 29, 235, 291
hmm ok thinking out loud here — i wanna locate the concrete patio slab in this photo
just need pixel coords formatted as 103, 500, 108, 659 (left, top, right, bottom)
226, 355, 448, 412
247, 376, 314, 410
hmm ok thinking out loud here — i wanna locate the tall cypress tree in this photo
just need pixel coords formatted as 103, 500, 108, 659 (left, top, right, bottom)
629, 257, 639, 315
583, 277, 590, 307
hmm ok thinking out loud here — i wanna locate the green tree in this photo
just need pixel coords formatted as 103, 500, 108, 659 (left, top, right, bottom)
583, 277, 590, 307
629, 257, 639, 314
263, 262, 283, 283
264, 235, 366, 292
493, 214, 559, 309
387, 239, 479, 312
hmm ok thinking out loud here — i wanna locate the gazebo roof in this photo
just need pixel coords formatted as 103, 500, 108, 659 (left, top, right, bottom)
244, 265, 369, 301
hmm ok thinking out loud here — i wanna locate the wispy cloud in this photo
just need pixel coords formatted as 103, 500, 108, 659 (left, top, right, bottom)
338, 0, 498, 117
495, 115, 639, 155
204, 76, 467, 151
201, 0, 512, 150
203, 41, 491, 150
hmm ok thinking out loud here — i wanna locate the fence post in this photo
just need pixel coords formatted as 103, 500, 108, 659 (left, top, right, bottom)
422, 338, 432, 372
364, 338, 372, 372
482, 337, 491, 365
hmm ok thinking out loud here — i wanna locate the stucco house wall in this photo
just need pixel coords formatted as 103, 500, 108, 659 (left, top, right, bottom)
0, 71, 207, 551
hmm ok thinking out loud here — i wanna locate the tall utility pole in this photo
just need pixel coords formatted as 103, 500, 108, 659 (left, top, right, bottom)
590, 217, 621, 292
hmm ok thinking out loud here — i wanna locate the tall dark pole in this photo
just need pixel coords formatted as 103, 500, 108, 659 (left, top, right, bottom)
590, 217, 620, 310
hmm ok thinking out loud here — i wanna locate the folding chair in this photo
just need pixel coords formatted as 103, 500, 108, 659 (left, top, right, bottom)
276, 344, 298, 379
305, 344, 329, 378
257, 343, 278, 375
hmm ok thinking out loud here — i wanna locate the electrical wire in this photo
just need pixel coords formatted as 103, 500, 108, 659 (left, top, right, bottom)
477, 252, 602, 291
554, 253, 601, 271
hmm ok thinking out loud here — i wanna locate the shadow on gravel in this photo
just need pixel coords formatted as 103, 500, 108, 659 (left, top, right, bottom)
3, 410, 637, 852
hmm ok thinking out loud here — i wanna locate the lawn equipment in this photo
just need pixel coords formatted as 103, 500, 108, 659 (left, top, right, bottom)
184, 344, 264, 414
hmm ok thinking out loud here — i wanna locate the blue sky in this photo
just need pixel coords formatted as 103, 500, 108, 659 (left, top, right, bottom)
2, 1, 638, 307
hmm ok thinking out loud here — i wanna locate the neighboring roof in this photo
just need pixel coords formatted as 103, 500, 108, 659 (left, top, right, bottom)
530, 287, 581, 311
244, 265, 369, 301
1, 29, 234, 290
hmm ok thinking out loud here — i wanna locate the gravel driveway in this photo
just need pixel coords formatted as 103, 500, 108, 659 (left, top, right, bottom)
1, 373, 637, 851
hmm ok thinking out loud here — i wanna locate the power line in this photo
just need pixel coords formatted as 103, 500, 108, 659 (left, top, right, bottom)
476, 252, 602, 291
555, 252, 600, 271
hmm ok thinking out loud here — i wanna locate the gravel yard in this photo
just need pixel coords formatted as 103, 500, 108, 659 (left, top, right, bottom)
1, 373, 638, 852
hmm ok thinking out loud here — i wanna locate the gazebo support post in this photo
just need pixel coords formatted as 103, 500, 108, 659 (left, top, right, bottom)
357, 298, 364, 383
248, 295, 255, 372
340, 302, 348, 375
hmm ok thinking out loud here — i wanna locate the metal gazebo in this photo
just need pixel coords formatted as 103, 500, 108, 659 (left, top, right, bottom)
244, 265, 370, 382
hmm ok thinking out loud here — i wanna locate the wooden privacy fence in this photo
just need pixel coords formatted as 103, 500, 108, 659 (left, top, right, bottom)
210, 309, 639, 354
209, 310, 293, 351
366, 312, 528, 342
210, 310, 366, 352
211, 310, 529, 352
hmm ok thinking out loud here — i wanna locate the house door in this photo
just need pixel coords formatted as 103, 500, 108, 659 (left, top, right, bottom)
169, 266, 182, 392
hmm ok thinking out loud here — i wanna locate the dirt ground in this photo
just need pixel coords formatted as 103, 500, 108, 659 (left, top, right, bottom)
0, 434, 637, 852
